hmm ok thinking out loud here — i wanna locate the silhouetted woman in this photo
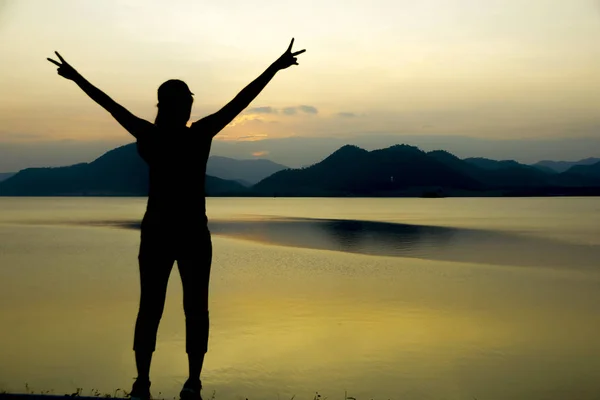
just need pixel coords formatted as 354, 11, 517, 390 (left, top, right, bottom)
47, 39, 305, 400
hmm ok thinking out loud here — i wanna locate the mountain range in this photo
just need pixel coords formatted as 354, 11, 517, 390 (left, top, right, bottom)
206, 156, 287, 186
0, 145, 251, 196
532, 157, 600, 173
0, 173, 15, 182
0, 143, 599, 197
254, 146, 600, 196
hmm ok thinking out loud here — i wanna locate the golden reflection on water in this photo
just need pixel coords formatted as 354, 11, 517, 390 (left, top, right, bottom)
0, 198, 600, 400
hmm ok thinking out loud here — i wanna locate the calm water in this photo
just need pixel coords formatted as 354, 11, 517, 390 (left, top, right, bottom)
0, 197, 599, 400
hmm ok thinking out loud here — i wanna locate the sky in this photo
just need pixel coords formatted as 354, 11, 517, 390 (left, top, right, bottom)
1, 0, 600, 171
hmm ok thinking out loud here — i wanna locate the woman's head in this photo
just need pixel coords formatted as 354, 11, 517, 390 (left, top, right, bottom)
155, 79, 194, 128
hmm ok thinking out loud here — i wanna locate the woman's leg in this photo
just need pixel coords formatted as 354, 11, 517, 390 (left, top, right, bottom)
177, 232, 212, 384
133, 234, 176, 381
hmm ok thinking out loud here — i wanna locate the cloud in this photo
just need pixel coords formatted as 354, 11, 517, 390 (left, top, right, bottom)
283, 105, 318, 115
227, 115, 265, 127
245, 105, 319, 116
252, 151, 269, 157
223, 134, 269, 142
299, 105, 318, 114
247, 106, 277, 114
337, 112, 356, 118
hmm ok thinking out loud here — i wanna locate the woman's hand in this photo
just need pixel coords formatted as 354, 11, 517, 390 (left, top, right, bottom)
273, 38, 306, 70
47, 51, 79, 80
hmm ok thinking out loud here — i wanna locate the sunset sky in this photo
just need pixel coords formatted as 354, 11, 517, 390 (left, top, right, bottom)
1, 0, 600, 170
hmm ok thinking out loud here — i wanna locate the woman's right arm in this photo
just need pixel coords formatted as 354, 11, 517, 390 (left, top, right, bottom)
47, 51, 152, 139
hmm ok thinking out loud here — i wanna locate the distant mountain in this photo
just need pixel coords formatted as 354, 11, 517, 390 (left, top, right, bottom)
461, 157, 554, 187
532, 157, 600, 173
1, 143, 598, 198
424, 152, 600, 190
563, 161, 600, 179
253, 145, 600, 197
0, 172, 15, 182
253, 144, 483, 196
232, 179, 253, 187
465, 157, 527, 171
207, 156, 287, 185
529, 164, 556, 174
0, 144, 247, 196
205, 175, 248, 196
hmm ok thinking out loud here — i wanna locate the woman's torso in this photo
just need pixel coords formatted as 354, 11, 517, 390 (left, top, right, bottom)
136, 125, 213, 229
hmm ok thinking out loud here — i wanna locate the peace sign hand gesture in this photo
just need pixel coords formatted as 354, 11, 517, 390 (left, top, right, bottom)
47, 51, 79, 81
273, 38, 306, 70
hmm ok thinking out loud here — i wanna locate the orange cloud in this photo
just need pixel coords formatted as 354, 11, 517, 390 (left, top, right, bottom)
216, 133, 269, 142
227, 114, 267, 128
252, 151, 269, 157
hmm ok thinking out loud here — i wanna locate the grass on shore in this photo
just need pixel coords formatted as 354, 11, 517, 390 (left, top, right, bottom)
0, 385, 384, 400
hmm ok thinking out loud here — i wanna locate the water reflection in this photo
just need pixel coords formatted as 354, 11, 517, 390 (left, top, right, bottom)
2, 199, 600, 400
63, 217, 600, 270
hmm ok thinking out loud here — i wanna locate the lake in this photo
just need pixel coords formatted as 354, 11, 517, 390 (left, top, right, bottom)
0, 197, 599, 400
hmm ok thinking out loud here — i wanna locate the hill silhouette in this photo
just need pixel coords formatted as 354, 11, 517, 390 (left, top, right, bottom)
207, 155, 287, 184
462, 156, 555, 187
532, 157, 600, 173
0, 144, 247, 196
551, 160, 600, 187
1, 143, 599, 197
253, 145, 600, 196
253, 144, 483, 196
565, 161, 600, 178
0, 172, 15, 182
